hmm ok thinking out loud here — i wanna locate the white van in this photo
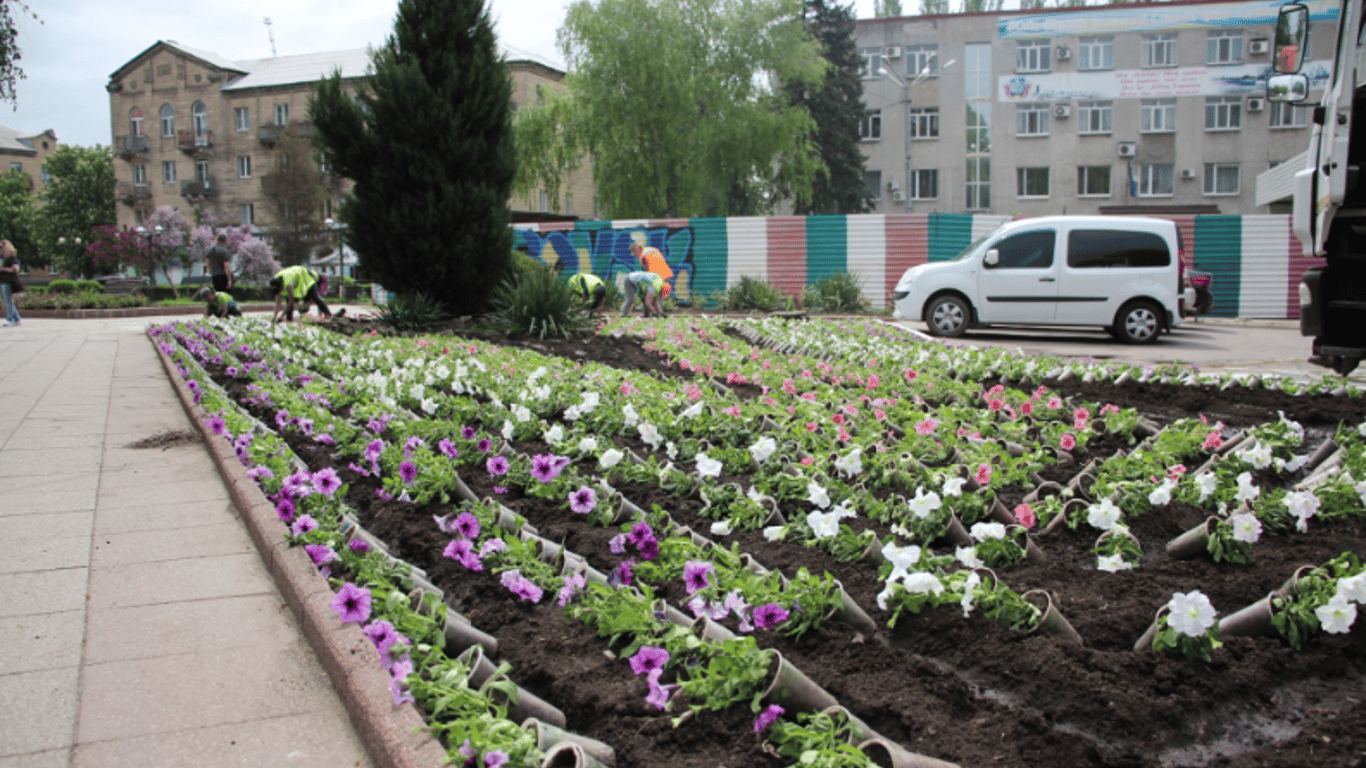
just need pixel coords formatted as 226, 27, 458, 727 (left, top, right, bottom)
891, 216, 1187, 344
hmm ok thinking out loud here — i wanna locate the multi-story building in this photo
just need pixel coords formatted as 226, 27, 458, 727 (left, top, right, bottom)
106, 40, 595, 244
0, 124, 59, 195
855, 0, 1336, 217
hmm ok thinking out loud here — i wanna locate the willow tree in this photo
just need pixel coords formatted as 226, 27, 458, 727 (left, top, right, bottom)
522, 0, 827, 219
310, 0, 515, 313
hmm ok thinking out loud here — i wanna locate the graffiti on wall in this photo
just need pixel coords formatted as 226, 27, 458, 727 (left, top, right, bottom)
513, 226, 700, 303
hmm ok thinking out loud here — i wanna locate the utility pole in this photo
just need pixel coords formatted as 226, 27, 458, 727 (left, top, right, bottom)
264, 17, 277, 57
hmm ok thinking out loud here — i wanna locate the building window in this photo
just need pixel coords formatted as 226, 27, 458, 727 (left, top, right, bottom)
237, 155, 252, 178
965, 43, 992, 99
966, 158, 990, 209
235, 107, 249, 132
965, 43, 992, 210
538, 190, 550, 212
195, 160, 210, 185
1078, 101, 1112, 134
1207, 31, 1243, 65
240, 204, 254, 226
1078, 36, 1113, 70
1016, 167, 1050, 198
1015, 103, 1050, 136
160, 104, 175, 137
859, 110, 882, 140
1270, 101, 1309, 128
910, 168, 938, 199
275, 103, 289, 126
1142, 33, 1178, 67
162, 161, 177, 183
1141, 99, 1177, 133
864, 170, 882, 198
1205, 96, 1242, 130
1077, 165, 1111, 196
906, 44, 938, 78
859, 47, 884, 78
1138, 164, 1175, 196
9, 161, 20, 173
191, 101, 208, 139
40, 165, 51, 184
908, 107, 939, 138
132, 164, 146, 185
1016, 39, 1051, 73
129, 107, 144, 137
1204, 163, 1240, 195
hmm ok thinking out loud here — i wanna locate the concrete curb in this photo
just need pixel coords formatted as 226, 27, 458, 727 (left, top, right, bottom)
149, 331, 448, 768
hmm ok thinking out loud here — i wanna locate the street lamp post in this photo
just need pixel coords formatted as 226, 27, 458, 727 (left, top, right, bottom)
133, 225, 164, 283
325, 218, 349, 280
881, 53, 954, 213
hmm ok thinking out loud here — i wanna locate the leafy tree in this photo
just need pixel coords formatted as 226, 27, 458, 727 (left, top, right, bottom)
235, 238, 282, 285
0, 169, 38, 261
259, 129, 332, 265
960, 0, 1004, 11
0, 1, 38, 105
785, 0, 873, 215
530, 0, 827, 218
37, 144, 115, 277
920, 0, 949, 13
874, 0, 903, 16
310, 0, 516, 315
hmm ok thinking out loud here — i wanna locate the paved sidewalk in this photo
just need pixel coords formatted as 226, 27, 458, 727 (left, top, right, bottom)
0, 316, 374, 768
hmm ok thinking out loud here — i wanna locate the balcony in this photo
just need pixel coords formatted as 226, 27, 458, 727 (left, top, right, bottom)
116, 182, 152, 203
180, 177, 218, 199
177, 130, 214, 154
115, 135, 150, 158
257, 122, 314, 146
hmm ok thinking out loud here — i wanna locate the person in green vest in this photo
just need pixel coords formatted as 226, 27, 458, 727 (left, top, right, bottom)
269, 265, 332, 323
566, 272, 606, 315
196, 286, 241, 318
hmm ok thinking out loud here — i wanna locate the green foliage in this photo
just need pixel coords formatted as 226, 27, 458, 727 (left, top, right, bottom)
714, 275, 785, 312
309, 0, 516, 315
1151, 614, 1223, 664
553, 0, 828, 217
258, 130, 331, 266
0, 169, 38, 259
0, 1, 39, 104
375, 293, 450, 333
768, 709, 872, 768
802, 270, 869, 313
46, 278, 77, 294
37, 144, 116, 277
510, 252, 552, 280
75, 279, 102, 294
16, 293, 147, 310
488, 267, 593, 339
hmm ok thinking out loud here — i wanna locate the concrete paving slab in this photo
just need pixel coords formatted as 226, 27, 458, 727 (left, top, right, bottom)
83, 594, 305, 665
100, 444, 208, 473
93, 499, 240, 536
91, 521, 254, 567
0, 568, 89, 618
92, 455, 217, 490
85, 553, 275, 611
0, 535, 92, 576
3, 481, 99, 515
0, 448, 102, 478
69, 711, 373, 768
0, 748, 69, 768
95, 476, 228, 509
0, 666, 80, 756
0, 510, 93, 542
74, 641, 336, 743
0, 610, 84, 674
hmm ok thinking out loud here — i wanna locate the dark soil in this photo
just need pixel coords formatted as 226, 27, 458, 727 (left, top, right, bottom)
125, 428, 201, 449
211, 316, 1366, 768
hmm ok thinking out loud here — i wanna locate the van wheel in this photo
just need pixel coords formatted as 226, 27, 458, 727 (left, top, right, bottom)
926, 295, 970, 337
1114, 301, 1163, 344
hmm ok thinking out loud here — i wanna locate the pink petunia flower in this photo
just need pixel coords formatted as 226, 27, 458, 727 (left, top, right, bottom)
975, 464, 993, 486
1014, 504, 1037, 529
1060, 433, 1076, 451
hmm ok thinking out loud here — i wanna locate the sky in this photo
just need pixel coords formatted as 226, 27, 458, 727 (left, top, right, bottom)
4, 0, 882, 149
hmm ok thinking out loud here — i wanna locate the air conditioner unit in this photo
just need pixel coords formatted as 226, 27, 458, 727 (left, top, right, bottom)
1249, 39, 1270, 55
1054, 104, 1071, 119
887, 180, 900, 192
891, 190, 906, 202
1180, 168, 1196, 179
884, 46, 902, 59
1117, 141, 1137, 158
1055, 46, 1072, 61
1247, 97, 1266, 112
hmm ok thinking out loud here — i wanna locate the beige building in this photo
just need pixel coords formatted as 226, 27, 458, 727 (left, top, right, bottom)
0, 125, 59, 196
106, 40, 596, 246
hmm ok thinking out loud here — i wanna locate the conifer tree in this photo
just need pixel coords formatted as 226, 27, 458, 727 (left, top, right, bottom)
309, 0, 516, 313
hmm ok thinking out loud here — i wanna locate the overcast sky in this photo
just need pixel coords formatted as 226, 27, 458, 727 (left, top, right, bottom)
4, 0, 881, 149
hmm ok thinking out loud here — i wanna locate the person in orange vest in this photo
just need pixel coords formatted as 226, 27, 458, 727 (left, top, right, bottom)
630, 241, 673, 301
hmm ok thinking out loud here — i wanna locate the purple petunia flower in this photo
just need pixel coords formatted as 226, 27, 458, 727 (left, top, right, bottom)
486, 455, 509, 476
375, 488, 394, 501
683, 561, 714, 595
630, 646, 670, 676
479, 539, 505, 558
442, 539, 483, 571
609, 534, 628, 555
348, 539, 370, 554
247, 465, 275, 482
205, 415, 227, 435
362, 619, 398, 649
477, 438, 492, 452
438, 438, 459, 459
312, 467, 343, 497
645, 673, 678, 711
399, 460, 418, 484
557, 572, 587, 607
568, 486, 597, 515
492, 485, 508, 494
637, 537, 659, 561
753, 704, 785, 734
347, 462, 371, 477
314, 433, 336, 445
513, 579, 543, 603
304, 544, 338, 567
297, 418, 314, 436
530, 453, 563, 483
275, 498, 297, 523
461, 426, 477, 440
290, 514, 318, 536
282, 471, 314, 499
459, 740, 477, 765
615, 558, 635, 587
483, 751, 508, 768
753, 603, 791, 630
368, 417, 385, 434
628, 522, 654, 548
452, 512, 480, 540
389, 658, 415, 706
364, 438, 386, 463
275, 410, 291, 429
330, 582, 372, 624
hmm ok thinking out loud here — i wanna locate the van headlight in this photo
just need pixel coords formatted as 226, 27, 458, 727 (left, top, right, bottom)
1299, 280, 1312, 307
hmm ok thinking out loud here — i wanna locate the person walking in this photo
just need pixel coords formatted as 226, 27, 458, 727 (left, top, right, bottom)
269, 265, 331, 323
566, 272, 607, 315
204, 234, 234, 293
0, 239, 22, 327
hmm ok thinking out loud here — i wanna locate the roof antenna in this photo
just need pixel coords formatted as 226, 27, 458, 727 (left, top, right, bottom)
263, 17, 277, 57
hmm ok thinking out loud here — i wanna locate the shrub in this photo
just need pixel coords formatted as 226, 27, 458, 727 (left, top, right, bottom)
76, 280, 103, 294
375, 293, 449, 332
16, 293, 148, 310
488, 267, 592, 338
715, 275, 784, 312
510, 252, 553, 281
803, 271, 869, 314
47, 279, 79, 295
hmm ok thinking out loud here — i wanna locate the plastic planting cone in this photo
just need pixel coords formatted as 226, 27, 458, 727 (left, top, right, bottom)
1023, 590, 1084, 646
523, 719, 616, 767
1165, 517, 1218, 560
859, 737, 962, 768
762, 651, 840, 713
1218, 592, 1279, 639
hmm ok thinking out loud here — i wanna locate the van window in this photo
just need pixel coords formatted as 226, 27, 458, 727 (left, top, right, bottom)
1068, 229, 1170, 268
988, 230, 1056, 269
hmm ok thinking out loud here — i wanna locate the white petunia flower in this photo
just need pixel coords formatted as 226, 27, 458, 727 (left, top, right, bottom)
970, 522, 1007, 541
908, 487, 942, 519
599, 449, 624, 470
512, 404, 532, 423
710, 520, 733, 536
762, 525, 788, 542
695, 452, 723, 479
666, 441, 678, 460
1087, 498, 1122, 531
578, 437, 599, 454
902, 572, 945, 596
942, 476, 966, 497
876, 582, 899, 611
680, 401, 704, 419
1148, 479, 1174, 507
544, 424, 565, 444
421, 398, 437, 415
501, 420, 514, 440
955, 546, 983, 569
1229, 512, 1262, 543
806, 510, 841, 540
638, 422, 662, 450
1097, 554, 1132, 572
1166, 590, 1217, 638
807, 481, 832, 509
960, 572, 982, 617
1337, 573, 1366, 604
579, 391, 600, 412
1234, 472, 1260, 503
622, 404, 640, 427
1240, 442, 1273, 470
563, 405, 582, 421
881, 542, 922, 581
748, 437, 777, 465
1317, 595, 1357, 634
1196, 472, 1218, 503
1284, 489, 1322, 533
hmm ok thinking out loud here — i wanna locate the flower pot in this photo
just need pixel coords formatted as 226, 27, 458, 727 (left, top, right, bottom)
519, 530, 566, 569
409, 572, 443, 600
761, 651, 840, 714
344, 522, 392, 557
1095, 526, 1140, 556
858, 737, 962, 768
987, 498, 1016, 526
741, 553, 771, 577
453, 473, 480, 504
462, 646, 566, 728
942, 513, 974, 548
669, 525, 715, 551
1277, 565, 1320, 599
1039, 498, 1087, 536
1132, 605, 1169, 652
525, 723, 616, 768
443, 611, 498, 656
691, 615, 736, 643
1022, 481, 1065, 506
830, 580, 879, 634
1165, 517, 1218, 560
1066, 471, 1097, 501
653, 599, 693, 628
457, 644, 499, 687
1011, 526, 1046, 566
1304, 437, 1340, 475
1218, 592, 1279, 639
1022, 590, 1083, 646
820, 704, 875, 744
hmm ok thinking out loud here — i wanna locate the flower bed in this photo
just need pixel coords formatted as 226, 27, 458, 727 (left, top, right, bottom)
154, 314, 1366, 768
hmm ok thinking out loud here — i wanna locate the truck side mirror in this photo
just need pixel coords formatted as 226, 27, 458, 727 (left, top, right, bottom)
983, 249, 1000, 267
1274, 3, 1309, 74
1267, 73, 1311, 103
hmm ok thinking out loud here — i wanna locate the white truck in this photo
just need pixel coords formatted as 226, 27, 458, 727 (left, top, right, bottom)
1271, 0, 1366, 374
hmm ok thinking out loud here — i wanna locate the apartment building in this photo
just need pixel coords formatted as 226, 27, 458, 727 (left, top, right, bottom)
855, 0, 1336, 217
0, 124, 59, 195
106, 40, 595, 238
